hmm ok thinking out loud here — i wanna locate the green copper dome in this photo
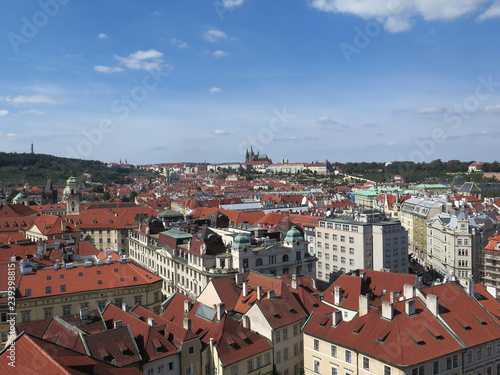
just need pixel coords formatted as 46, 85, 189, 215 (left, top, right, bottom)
284, 226, 304, 243
67, 176, 78, 185
232, 233, 251, 252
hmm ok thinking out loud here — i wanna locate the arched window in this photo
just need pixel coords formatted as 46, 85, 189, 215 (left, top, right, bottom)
283, 254, 289, 262
256, 258, 263, 266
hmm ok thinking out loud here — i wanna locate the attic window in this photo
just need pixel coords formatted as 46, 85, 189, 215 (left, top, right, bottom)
319, 316, 329, 327
97, 270, 101, 274
226, 336, 235, 347
424, 327, 444, 341
376, 328, 391, 343
146, 275, 152, 279
454, 317, 472, 331
120, 278, 124, 282
25, 288, 31, 296
47, 276, 51, 280
79, 272, 83, 276
405, 330, 425, 346
152, 338, 164, 353
133, 276, 138, 281
114, 269, 118, 273
60, 274, 64, 279
117, 342, 129, 355
98, 280, 103, 285
352, 322, 365, 335
471, 312, 488, 326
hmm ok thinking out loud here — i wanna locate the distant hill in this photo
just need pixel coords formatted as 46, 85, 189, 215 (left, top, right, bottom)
0, 152, 158, 188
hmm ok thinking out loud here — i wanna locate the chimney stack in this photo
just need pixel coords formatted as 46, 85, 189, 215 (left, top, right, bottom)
427, 294, 439, 317
242, 315, 250, 329
334, 286, 342, 305
381, 301, 394, 321
359, 271, 366, 281
331, 310, 342, 327
359, 294, 369, 317
291, 274, 298, 289
487, 286, 498, 299
235, 273, 243, 285
405, 299, 416, 316
267, 290, 275, 299
404, 284, 415, 299
183, 317, 192, 331
217, 303, 225, 321
148, 317, 156, 328
243, 281, 248, 297
122, 303, 128, 312
61, 219, 67, 232
390, 291, 397, 303
257, 285, 262, 300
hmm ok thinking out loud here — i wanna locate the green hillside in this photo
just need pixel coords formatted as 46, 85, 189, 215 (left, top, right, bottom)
0, 152, 158, 188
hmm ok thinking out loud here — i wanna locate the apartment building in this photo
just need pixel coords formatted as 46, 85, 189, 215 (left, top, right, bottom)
427, 207, 496, 280
315, 213, 408, 284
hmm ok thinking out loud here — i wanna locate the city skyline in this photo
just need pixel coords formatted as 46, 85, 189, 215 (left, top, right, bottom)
1, 1, 500, 164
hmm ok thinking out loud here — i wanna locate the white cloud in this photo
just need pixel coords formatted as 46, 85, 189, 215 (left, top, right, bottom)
222, 0, 245, 8
94, 65, 124, 73
209, 87, 222, 94
412, 107, 445, 114
213, 130, 230, 135
171, 38, 188, 48
484, 104, 500, 113
0, 94, 61, 105
0, 110, 8, 116
202, 29, 228, 42
98, 33, 109, 39
114, 49, 165, 70
213, 50, 229, 58
19, 109, 45, 115
6, 133, 16, 137
478, 2, 500, 21
310, 0, 491, 32
316, 116, 337, 124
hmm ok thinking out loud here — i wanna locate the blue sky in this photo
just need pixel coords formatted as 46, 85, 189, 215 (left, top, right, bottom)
1, 0, 500, 165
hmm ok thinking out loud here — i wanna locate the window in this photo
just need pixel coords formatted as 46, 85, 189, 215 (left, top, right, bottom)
44, 308, 53, 319
331, 345, 337, 357
276, 330, 281, 343
349, 237, 354, 244
317, 252, 322, 258
188, 346, 195, 355
158, 365, 165, 374
333, 234, 337, 240
265, 352, 271, 365
487, 343, 492, 356
276, 351, 281, 364
433, 361, 439, 374
294, 324, 298, 336
46, 286, 51, 294
384, 366, 391, 375
22, 311, 30, 322
283, 348, 288, 361
340, 236, 345, 242
314, 339, 319, 351
256, 355, 262, 368
60, 285, 66, 292
168, 362, 175, 372
25, 288, 31, 297
314, 360, 320, 373
453, 354, 458, 368
99, 301, 106, 311
411, 366, 424, 375
1, 332, 8, 343
63, 306, 71, 316
283, 328, 288, 340
477, 347, 482, 360
363, 357, 369, 371
115, 299, 122, 308
148, 369, 154, 375
294, 343, 298, 357
231, 366, 238, 375
345, 350, 351, 363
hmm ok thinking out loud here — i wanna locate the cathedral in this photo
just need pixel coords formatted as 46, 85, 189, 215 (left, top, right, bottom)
245, 146, 272, 163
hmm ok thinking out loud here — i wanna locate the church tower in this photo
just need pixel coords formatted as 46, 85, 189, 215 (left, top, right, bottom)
64, 176, 81, 215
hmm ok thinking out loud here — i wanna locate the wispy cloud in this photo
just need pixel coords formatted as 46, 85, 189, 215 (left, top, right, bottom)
202, 28, 228, 42
94, 65, 124, 73
213, 50, 229, 58
310, 0, 493, 32
484, 104, 500, 113
114, 49, 166, 71
0, 110, 8, 116
478, 1, 500, 21
316, 116, 338, 124
19, 109, 45, 115
213, 129, 230, 135
0, 94, 61, 105
222, 0, 245, 8
98, 33, 109, 39
411, 107, 445, 114
209, 87, 222, 94
171, 38, 188, 48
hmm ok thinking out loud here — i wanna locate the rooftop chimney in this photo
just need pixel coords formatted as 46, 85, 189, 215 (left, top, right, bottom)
404, 284, 415, 299
217, 303, 225, 321
390, 291, 398, 303
235, 273, 243, 285
334, 286, 342, 305
427, 294, 439, 317
405, 299, 416, 316
243, 281, 248, 297
267, 290, 275, 299
122, 303, 128, 312
148, 317, 156, 328
331, 310, 342, 327
242, 315, 250, 329
257, 285, 262, 300
291, 274, 298, 289
487, 286, 498, 299
359, 294, 369, 317
61, 219, 67, 232
381, 301, 394, 321
359, 271, 366, 281
183, 317, 192, 331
